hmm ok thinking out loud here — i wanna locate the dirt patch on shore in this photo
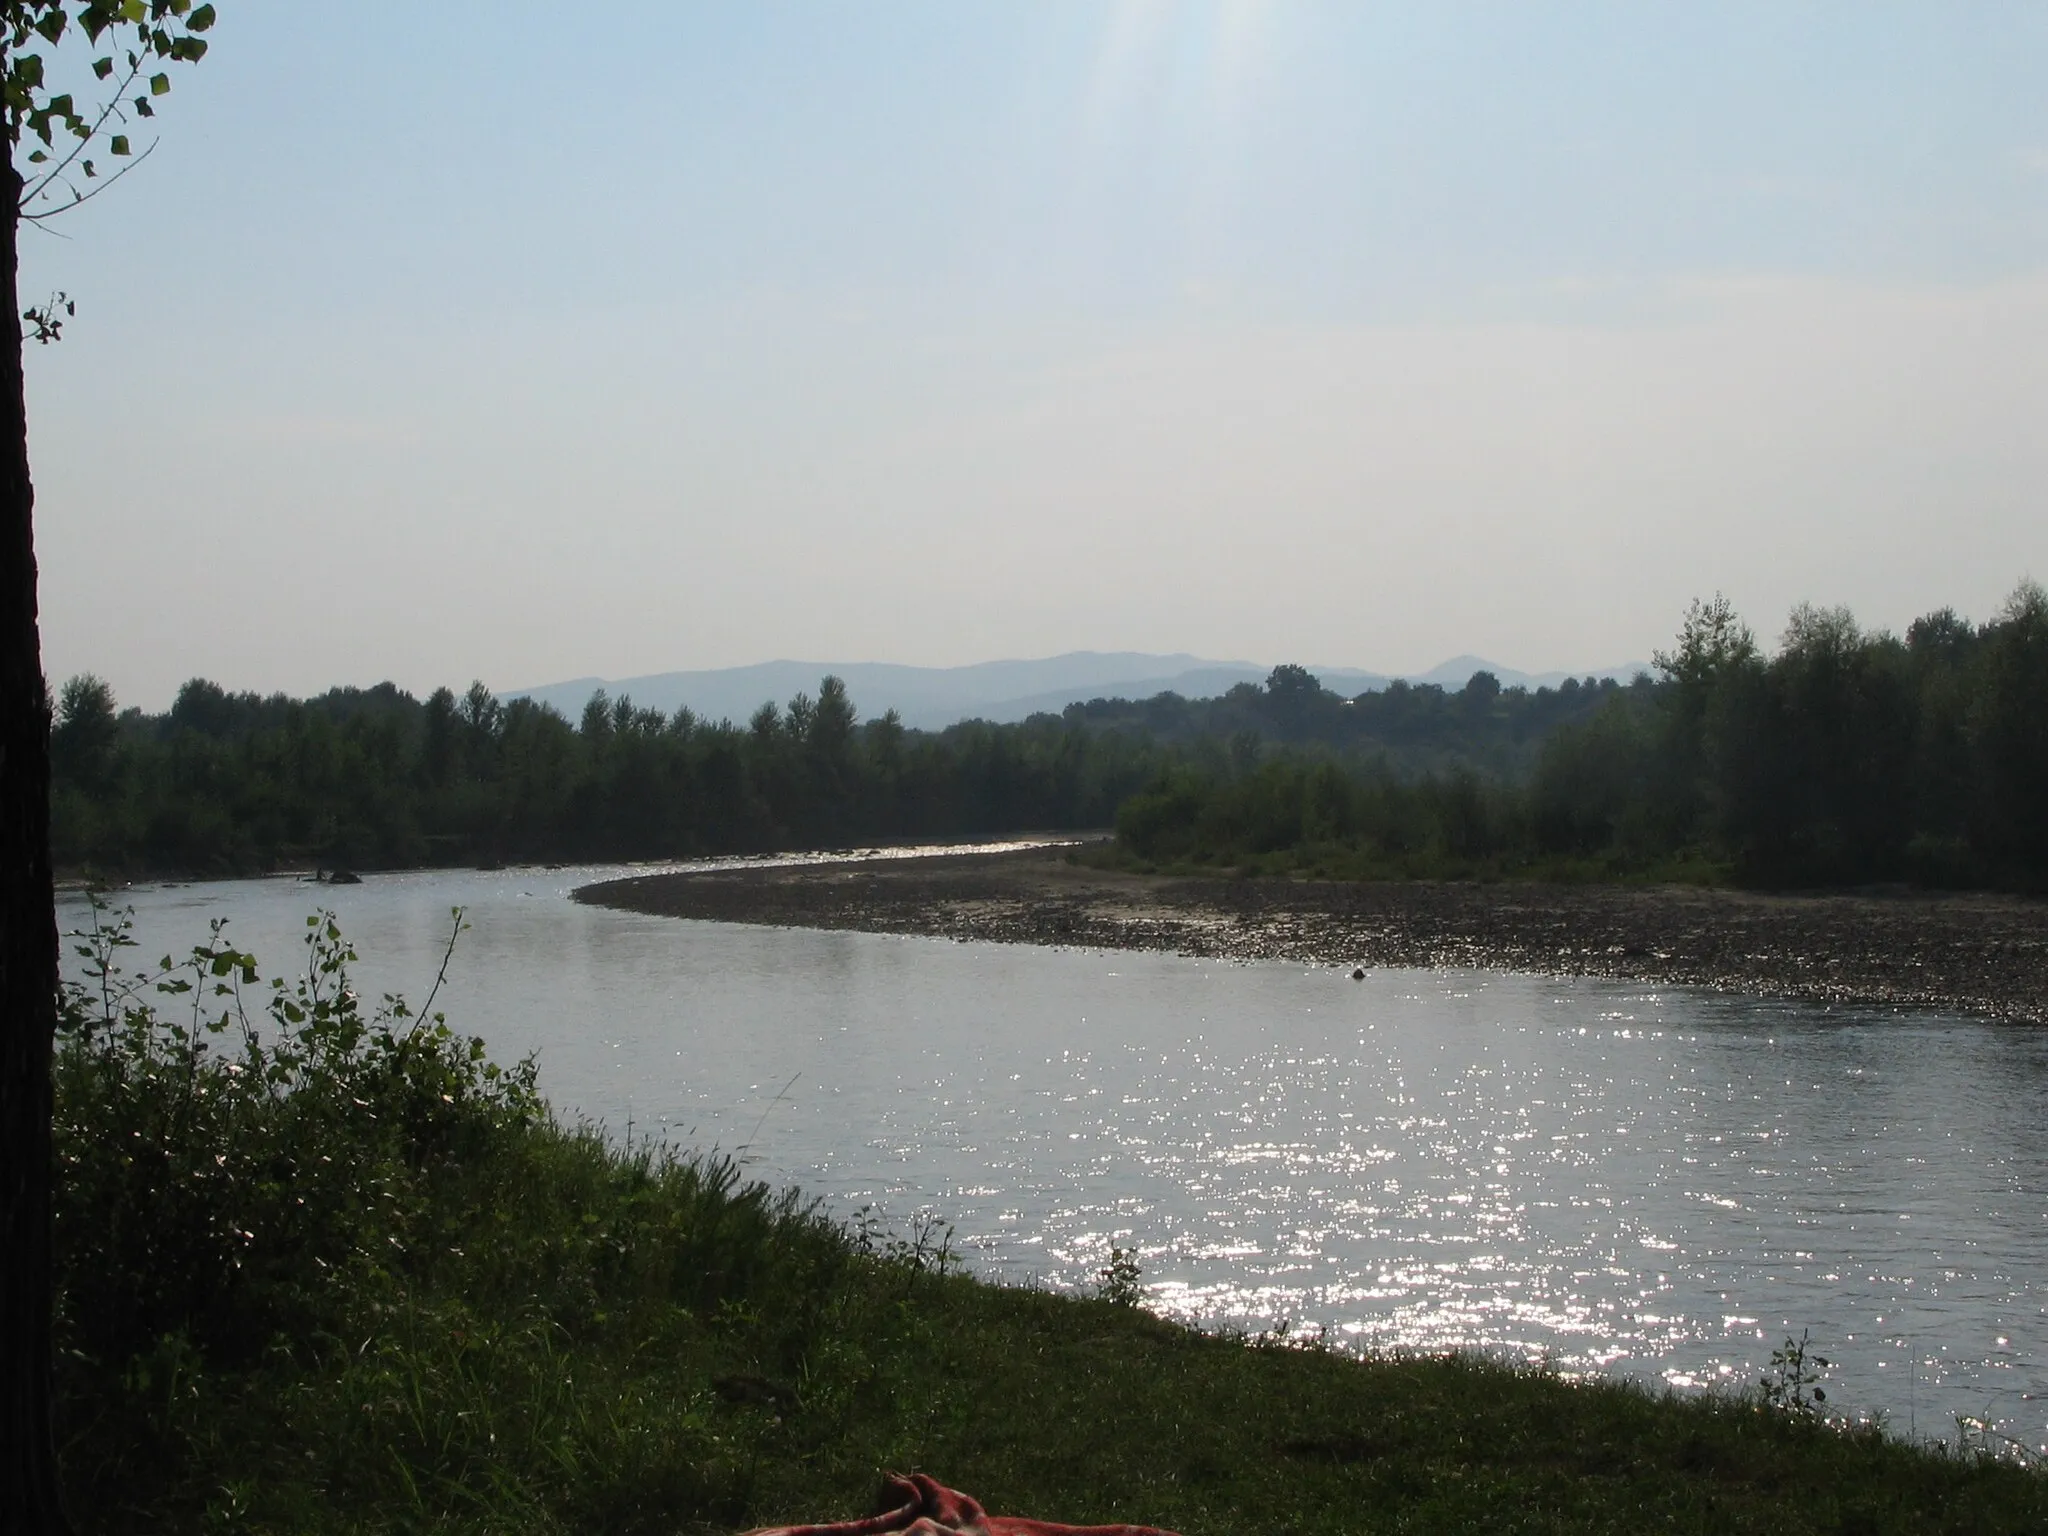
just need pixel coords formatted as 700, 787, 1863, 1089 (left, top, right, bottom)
578, 845, 2048, 1023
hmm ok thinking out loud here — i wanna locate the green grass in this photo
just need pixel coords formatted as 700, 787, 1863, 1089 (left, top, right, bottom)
51, 907, 2046, 1533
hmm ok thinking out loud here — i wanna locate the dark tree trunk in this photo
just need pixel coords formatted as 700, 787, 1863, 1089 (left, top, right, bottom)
0, 165, 70, 1533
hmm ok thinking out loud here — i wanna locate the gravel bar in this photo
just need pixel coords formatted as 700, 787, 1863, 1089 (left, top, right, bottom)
577, 844, 2048, 1024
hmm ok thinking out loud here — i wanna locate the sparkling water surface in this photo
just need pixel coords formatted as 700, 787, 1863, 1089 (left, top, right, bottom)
64, 855, 2048, 1451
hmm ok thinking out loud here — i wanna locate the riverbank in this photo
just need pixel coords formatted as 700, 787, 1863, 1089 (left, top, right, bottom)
63, 1140, 2048, 1536
57, 1024, 2048, 1536
56, 900, 2048, 1532
580, 843, 2048, 1023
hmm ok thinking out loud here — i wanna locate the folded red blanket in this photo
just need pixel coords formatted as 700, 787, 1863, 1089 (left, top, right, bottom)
741, 1472, 1184, 1536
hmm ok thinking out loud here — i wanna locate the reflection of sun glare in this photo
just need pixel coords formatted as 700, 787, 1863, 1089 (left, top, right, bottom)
1085, 0, 1270, 142
1072, 1, 1273, 285
1085, 0, 1173, 137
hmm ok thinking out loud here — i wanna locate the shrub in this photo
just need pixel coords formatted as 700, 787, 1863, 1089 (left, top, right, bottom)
54, 902, 543, 1363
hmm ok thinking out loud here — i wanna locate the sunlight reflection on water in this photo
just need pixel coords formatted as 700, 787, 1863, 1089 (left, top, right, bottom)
66, 859, 2048, 1453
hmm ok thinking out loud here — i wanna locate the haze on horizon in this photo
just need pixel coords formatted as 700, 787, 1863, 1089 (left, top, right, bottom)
21, 2, 2048, 712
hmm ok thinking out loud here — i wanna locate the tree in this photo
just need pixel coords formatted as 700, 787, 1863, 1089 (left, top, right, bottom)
1260, 663, 1326, 739
2, 6, 213, 1529
48, 673, 114, 790
1459, 669, 1501, 713
419, 685, 458, 790
1972, 580, 2048, 874
1649, 593, 1758, 847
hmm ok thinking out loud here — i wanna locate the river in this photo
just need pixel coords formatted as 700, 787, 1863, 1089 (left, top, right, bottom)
60, 851, 2048, 1453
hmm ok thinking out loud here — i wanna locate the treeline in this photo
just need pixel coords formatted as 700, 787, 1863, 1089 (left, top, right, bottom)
49, 659, 1641, 878
50, 676, 1167, 873
1117, 585, 2048, 890
56, 583, 2048, 888
1061, 664, 1628, 777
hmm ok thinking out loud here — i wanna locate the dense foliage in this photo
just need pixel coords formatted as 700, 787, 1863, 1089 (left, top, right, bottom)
1116, 584, 2048, 890
50, 676, 1168, 872
54, 904, 858, 1529
1061, 662, 1625, 777
48, 666, 1623, 877
54, 912, 2048, 1532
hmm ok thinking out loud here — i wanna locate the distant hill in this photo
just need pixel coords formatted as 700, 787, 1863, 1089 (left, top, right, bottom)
507, 652, 1650, 732
510, 654, 1254, 732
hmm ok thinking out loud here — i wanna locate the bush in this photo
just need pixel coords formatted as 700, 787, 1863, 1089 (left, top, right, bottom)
51, 903, 857, 1530
55, 903, 541, 1362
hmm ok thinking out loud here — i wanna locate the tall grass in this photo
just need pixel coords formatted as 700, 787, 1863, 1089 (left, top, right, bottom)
52, 907, 2048, 1533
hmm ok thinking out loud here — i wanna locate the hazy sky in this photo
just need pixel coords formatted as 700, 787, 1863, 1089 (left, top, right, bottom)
20, 2, 2048, 709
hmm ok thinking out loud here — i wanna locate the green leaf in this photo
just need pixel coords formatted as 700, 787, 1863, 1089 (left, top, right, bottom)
92, 56, 114, 80
81, 160, 95, 178
25, 149, 46, 163
189, 4, 216, 31
33, 12, 65, 44
133, 97, 153, 117
149, 71, 169, 95
119, 0, 145, 22
110, 135, 130, 156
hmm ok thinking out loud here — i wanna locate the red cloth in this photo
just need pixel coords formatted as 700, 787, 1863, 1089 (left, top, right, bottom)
741, 1472, 1183, 1536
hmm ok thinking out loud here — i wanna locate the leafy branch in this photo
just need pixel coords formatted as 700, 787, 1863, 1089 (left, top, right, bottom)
3, 1, 215, 221
20, 283, 67, 341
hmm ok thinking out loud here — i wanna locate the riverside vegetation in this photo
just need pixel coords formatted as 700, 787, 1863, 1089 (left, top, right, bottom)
49, 585, 2048, 895
1114, 585, 2048, 891
45, 671, 1610, 878
51, 905, 2048, 1533
50, 676, 1160, 874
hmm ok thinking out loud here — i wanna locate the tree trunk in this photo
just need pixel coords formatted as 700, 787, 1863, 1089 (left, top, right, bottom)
0, 163, 70, 1533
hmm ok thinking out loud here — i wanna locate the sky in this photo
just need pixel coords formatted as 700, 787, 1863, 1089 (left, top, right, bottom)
18, 2, 2048, 710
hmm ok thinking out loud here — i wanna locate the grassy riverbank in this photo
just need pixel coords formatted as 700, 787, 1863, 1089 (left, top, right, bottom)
53, 914, 2048, 1533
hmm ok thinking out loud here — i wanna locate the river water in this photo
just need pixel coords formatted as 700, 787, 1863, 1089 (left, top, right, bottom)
61, 853, 2048, 1453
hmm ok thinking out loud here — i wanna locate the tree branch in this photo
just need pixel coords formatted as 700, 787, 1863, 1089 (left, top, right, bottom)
17, 50, 147, 212
20, 134, 153, 221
